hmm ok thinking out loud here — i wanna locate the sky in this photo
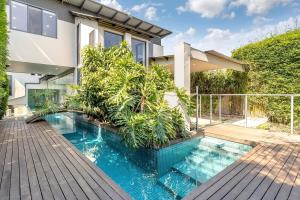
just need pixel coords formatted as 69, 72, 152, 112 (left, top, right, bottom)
97, 0, 300, 56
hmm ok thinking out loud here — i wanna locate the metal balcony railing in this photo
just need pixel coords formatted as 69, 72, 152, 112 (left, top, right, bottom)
191, 86, 300, 134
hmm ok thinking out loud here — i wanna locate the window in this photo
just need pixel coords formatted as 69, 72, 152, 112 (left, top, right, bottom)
28, 6, 42, 34
10, 1, 57, 38
89, 30, 95, 46
8, 75, 12, 96
132, 39, 146, 65
104, 31, 123, 48
42, 10, 57, 38
11, 1, 27, 31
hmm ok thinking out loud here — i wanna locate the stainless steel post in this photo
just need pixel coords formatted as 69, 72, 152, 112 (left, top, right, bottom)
291, 95, 294, 134
196, 86, 199, 131
219, 95, 222, 122
210, 95, 212, 125
245, 95, 248, 128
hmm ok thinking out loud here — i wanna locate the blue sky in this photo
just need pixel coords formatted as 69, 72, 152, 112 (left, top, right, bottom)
98, 0, 300, 55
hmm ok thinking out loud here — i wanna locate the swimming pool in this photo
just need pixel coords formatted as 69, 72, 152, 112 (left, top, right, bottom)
44, 112, 252, 200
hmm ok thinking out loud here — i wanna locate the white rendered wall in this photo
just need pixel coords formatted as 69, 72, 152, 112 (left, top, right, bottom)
8, 73, 40, 101
174, 42, 191, 93
7, 5, 76, 69
164, 92, 191, 130
153, 44, 164, 57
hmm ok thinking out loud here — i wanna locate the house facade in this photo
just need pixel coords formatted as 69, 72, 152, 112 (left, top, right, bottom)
6, 0, 244, 115
6, 0, 170, 113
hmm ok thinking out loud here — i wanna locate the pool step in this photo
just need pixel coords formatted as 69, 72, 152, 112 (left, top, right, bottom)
158, 170, 199, 199
186, 155, 234, 174
198, 138, 251, 155
191, 145, 241, 161
172, 161, 216, 183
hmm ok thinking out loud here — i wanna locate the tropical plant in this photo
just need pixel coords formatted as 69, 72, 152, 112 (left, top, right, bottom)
0, 0, 8, 119
79, 42, 191, 148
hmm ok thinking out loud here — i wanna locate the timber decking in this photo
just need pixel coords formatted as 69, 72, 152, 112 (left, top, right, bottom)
1, 118, 300, 200
0, 118, 131, 200
184, 143, 300, 200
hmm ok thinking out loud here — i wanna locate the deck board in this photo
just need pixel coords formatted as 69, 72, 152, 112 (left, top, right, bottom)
0, 119, 131, 200
1, 118, 300, 200
184, 143, 300, 200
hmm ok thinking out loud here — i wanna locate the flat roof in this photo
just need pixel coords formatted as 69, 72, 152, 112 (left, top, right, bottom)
62, 0, 172, 39
204, 50, 244, 65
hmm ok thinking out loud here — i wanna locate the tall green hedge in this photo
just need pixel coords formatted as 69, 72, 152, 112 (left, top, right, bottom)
0, 0, 8, 119
233, 29, 300, 123
232, 29, 300, 124
191, 30, 300, 124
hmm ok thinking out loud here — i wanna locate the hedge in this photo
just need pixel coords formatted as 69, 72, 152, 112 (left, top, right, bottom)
232, 29, 300, 124
191, 29, 300, 124
0, 0, 8, 119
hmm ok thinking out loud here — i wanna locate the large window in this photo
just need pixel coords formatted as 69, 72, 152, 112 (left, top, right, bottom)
132, 39, 146, 65
11, 1, 27, 31
104, 31, 123, 48
28, 6, 42, 34
11, 1, 57, 38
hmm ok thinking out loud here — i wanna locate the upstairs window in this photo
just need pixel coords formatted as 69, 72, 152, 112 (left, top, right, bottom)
132, 39, 146, 65
43, 10, 57, 37
11, 1, 27, 31
28, 6, 42, 35
104, 31, 123, 48
10, 1, 57, 38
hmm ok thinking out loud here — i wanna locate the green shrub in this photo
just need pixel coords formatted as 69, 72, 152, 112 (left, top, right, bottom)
0, 0, 8, 119
79, 42, 191, 148
232, 29, 300, 124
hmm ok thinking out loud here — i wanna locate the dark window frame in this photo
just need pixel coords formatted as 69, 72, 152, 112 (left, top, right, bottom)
10, 0, 57, 38
131, 38, 147, 65
8, 75, 12, 96
104, 30, 123, 49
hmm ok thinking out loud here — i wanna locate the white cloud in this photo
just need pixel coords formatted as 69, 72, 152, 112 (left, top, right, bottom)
176, 0, 227, 18
222, 11, 236, 19
131, 3, 148, 12
145, 7, 158, 20
163, 16, 300, 56
230, 0, 293, 15
253, 16, 273, 25
186, 27, 197, 36
131, 3, 163, 20
98, 0, 123, 11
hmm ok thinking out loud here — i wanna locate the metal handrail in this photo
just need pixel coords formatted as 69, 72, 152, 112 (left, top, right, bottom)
193, 89, 299, 134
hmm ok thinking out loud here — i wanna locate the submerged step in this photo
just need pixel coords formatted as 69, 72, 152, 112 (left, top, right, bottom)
172, 161, 216, 183
198, 138, 250, 155
158, 170, 199, 199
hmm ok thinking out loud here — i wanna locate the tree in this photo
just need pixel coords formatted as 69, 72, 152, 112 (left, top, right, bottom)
78, 42, 191, 148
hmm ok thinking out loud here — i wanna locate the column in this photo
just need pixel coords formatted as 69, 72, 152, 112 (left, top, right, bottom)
174, 42, 191, 93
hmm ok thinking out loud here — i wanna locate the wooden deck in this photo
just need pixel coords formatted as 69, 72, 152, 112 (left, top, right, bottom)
1, 118, 300, 200
0, 118, 131, 200
184, 143, 300, 200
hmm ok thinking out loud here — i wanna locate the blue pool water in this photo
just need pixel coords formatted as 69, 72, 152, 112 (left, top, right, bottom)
44, 112, 252, 200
